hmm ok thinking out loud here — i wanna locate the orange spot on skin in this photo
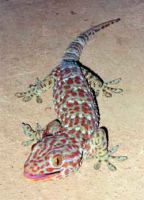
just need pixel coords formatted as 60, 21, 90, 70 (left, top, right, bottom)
67, 102, 73, 107
72, 68, 78, 73
82, 104, 89, 113
63, 118, 68, 124
61, 139, 66, 143
54, 94, 58, 99
44, 155, 49, 160
84, 134, 91, 140
83, 102, 89, 107
37, 159, 43, 163
71, 92, 77, 96
74, 116, 79, 125
84, 144, 90, 150
74, 101, 79, 106
64, 85, 70, 90
76, 131, 81, 138
69, 129, 75, 134
83, 123, 89, 130
73, 150, 80, 157
74, 106, 79, 112
67, 78, 73, 84
63, 107, 67, 112
32, 166, 40, 172
69, 120, 73, 127
71, 162, 78, 168
39, 171, 44, 174
75, 76, 81, 84
81, 117, 86, 126
62, 162, 69, 168
64, 68, 70, 74
65, 169, 70, 175
78, 89, 85, 97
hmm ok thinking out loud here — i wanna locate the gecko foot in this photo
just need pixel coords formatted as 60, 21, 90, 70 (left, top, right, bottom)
15, 75, 54, 103
21, 123, 44, 146
94, 145, 127, 171
93, 128, 127, 171
102, 78, 123, 98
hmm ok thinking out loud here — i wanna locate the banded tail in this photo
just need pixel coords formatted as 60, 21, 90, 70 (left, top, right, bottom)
63, 18, 120, 61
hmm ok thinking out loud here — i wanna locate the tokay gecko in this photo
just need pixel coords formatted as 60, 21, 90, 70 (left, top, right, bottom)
16, 18, 127, 181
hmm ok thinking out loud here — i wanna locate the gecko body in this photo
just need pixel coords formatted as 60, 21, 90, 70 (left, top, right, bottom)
16, 18, 127, 181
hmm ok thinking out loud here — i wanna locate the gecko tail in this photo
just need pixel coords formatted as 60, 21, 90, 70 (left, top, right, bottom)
63, 18, 120, 61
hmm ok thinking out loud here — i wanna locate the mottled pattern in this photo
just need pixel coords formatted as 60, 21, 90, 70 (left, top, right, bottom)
51, 60, 99, 141
24, 133, 83, 181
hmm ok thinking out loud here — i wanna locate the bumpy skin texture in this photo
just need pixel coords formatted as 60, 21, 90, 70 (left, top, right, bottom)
16, 19, 127, 181
52, 61, 99, 141
24, 133, 83, 181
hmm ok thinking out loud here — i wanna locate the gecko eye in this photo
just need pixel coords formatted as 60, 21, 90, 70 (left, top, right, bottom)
52, 154, 63, 167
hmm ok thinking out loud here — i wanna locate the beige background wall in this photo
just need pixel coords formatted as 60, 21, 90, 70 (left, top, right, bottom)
0, 0, 144, 199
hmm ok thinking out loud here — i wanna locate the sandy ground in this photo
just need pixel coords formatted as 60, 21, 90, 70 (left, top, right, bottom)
0, 0, 144, 199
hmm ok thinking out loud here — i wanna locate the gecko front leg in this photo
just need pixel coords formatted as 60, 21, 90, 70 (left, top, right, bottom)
15, 74, 55, 103
81, 66, 123, 98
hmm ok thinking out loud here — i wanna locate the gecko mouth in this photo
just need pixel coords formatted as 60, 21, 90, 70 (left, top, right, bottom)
23, 170, 61, 181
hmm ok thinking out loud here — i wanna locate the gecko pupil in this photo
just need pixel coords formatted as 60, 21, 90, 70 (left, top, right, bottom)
53, 155, 62, 167
56, 158, 60, 165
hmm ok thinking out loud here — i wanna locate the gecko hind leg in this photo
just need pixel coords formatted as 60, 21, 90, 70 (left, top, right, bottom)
43, 119, 62, 137
21, 119, 62, 146
22, 123, 44, 146
94, 127, 127, 171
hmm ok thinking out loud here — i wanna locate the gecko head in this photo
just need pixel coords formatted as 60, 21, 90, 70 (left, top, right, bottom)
23, 134, 83, 181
